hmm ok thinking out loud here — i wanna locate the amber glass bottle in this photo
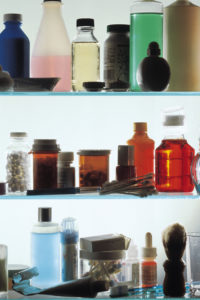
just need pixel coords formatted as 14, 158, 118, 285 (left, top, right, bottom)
127, 122, 154, 177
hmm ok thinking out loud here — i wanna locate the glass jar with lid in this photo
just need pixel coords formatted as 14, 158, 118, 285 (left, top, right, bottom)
6, 132, 31, 194
31, 139, 60, 190
77, 150, 111, 188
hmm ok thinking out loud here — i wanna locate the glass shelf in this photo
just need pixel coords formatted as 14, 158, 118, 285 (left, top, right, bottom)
1, 91, 200, 96
0, 192, 198, 200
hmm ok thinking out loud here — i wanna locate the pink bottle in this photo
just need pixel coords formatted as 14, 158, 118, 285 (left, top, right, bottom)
31, 0, 71, 92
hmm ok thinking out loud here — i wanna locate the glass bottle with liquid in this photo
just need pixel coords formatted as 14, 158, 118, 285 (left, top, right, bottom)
72, 18, 100, 91
130, 0, 163, 91
155, 109, 194, 192
31, 0, 71, 92
31, 207, 60, 289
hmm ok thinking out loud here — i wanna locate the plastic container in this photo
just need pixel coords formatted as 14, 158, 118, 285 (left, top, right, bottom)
72, 18, 100, 91
80, 250, 125, 283
31, 0, 71, 92
164, 0, 200, 91
104, 24, 129, 90
31, 207, 60, 289
116, 145, 136, 181
6, 132, 31, 194
0, 245, 8, 296
32, 139, 60, 190
127, 122, 154, 177
77, 150, 111, 187
61, 217, 79, 282
57, 152, 75, 188
155, 108, 194, 192
0, 14, 30, 78
130, 0, 163, 91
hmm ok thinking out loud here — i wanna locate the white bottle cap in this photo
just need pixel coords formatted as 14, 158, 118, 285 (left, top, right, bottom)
142, 232, 157, 258
163, 115, 184, 126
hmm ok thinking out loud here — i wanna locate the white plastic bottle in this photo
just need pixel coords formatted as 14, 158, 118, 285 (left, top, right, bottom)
31, 0, 71, 92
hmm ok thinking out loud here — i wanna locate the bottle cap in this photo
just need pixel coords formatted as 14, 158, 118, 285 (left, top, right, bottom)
77, 18, 94, 27
4, 14, 22, 23
32, 139, 60, 152
77, 150, 111, 156
58, 152, 74, 162
10, 132, 27, 138
107, 24, 130, 33
38, 207, 52, 222
43, 0, 61, 2
163, 115, 184, 126
142, 232, 157, 258
147, 42, 160, 56
118, 145, 134, 166
83, 81, 105, 92
134, 122, 147, 132
109, 81, 129, 91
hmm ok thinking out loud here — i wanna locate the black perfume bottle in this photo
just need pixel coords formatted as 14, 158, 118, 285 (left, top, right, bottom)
137, 42, 170, 91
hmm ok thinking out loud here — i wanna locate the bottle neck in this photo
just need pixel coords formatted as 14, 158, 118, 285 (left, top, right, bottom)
75, 26, 97, 42
163, 125, 185, 140
133, 130, 148, 137
43, 2, 62, 17
4, 21, 21, 29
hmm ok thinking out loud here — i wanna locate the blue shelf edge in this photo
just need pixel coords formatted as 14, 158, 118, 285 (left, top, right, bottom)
0, 192, 199, 200
1, 91, 200, 96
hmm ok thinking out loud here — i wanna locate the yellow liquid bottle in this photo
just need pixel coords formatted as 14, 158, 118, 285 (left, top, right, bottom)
72, 18, 100, 91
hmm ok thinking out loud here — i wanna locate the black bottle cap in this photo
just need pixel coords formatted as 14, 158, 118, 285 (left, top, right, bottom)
77, 18, 94, 27
107, 24, 130, 33
109, 81, 129, 91
4, 14, 22, 23
38, 207, 52, 222
147, 42, 160, 56
32, 139, 60, 152
43, 0, 61, 2
83, 81, 105, 92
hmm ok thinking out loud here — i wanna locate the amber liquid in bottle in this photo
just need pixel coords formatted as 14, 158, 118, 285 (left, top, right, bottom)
127, 123, 154, 177
156, 139, 194, 192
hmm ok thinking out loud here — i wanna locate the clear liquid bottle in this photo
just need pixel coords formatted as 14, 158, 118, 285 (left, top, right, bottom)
31, 207, 60, 288
72, 18, 100, 91
156, 108, 195, 192
130, 0, 163, 91
31, 0, 71, 92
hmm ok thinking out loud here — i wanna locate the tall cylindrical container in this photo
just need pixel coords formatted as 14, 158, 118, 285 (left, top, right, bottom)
130, 0, 163, 91
31, 0, 71, 91
164, 0, 200, 91
31, 207, 60, 289
0, 14, 30, 78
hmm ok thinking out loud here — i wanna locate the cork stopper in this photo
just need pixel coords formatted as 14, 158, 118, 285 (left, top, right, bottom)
134, 122, 147, 132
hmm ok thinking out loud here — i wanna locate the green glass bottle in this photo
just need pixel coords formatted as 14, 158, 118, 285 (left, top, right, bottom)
130, 0, 163, 91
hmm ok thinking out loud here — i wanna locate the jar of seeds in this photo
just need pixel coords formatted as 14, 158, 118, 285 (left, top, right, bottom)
6, 132, 30, 194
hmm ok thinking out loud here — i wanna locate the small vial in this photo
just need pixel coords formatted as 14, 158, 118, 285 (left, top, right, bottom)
141, 232, 157, 288
57, 152, 75, 188
116, 145, 136, 181
61, 217, 79, 282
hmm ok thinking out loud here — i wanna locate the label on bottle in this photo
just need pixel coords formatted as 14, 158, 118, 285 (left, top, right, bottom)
142, 264, 157, 286
132, 263, 140, 287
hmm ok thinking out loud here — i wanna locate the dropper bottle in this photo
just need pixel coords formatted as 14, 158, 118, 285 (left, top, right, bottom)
141, 232, 157, 288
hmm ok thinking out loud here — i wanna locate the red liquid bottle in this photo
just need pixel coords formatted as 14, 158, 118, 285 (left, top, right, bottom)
156, 112, 194, 192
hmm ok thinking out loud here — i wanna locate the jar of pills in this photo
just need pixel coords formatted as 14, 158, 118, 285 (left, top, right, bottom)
77, 150, 111, 188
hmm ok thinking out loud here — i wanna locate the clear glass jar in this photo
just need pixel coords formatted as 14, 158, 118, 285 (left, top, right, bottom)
77, 150, 111, 188
80, 250, 125, 284
6, 132, 30, 194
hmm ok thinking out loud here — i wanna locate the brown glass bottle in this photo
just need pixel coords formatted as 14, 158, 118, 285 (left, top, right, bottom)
116, 145, 136, 181
127, 122, 154, 177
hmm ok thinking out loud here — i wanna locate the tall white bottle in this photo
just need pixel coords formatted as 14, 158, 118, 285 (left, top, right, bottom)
31, 0, 71, 92
164, 0, 200, 91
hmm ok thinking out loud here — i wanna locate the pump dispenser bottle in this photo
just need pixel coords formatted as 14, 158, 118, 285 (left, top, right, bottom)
31, 207, 60, 288
156, 108, 194, 192
141, 232, 157, 288
31, 0, 71, 91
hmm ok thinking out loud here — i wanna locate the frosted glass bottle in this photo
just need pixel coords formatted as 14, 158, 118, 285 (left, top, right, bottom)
72, 18, 100, 91
164, 0, 200, 91
130, 0, 163, 91
31, 208, 60, 289
31, 0, 71, 92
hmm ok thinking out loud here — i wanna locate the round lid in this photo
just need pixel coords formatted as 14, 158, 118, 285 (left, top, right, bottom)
38, 207, 52, 222
4, 14, 22, 23
109, 81, 129, 91
142, 232, 157, 258
163, 115, 184, 126
77, 18, 94, 27
58, 152, 74, 162
10, 132, 27, 138
32, 139, 60, 152
80, 249, 126, 260
107, 24, 130, 33
8, 265, 29, 277
83, 81, 105, 92
134, 122, 147, 132
118, 145, 134, 166
77, 150, 111, 156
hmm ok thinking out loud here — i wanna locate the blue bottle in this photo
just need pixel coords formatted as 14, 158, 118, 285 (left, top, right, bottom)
31, 207, 60, 289
0, 14, 30, 78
